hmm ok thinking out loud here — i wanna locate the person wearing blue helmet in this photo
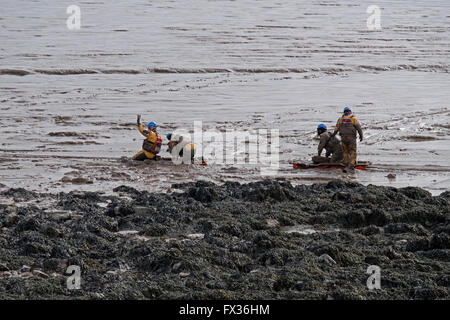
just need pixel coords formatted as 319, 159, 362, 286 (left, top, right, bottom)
132, 114, 162, 161
166, 132, 196, 164
312, 123, 343, 164
148, 121, 157, 129
332, 107, 363, 170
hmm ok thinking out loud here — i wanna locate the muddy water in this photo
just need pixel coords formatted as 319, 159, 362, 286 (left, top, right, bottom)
0, 0, 449, 195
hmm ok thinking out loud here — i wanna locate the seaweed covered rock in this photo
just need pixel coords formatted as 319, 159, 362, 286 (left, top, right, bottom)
0, 180, 448, 300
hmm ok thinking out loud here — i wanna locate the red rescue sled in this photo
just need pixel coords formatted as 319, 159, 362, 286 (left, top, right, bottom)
293, 161, 370, 170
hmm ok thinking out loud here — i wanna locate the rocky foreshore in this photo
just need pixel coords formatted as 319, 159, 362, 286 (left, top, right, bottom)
0, 180, 448, 299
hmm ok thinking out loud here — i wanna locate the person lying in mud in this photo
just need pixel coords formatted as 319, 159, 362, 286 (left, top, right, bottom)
166, 133, 195, 164
331, 107, 363, 170
132, 115, 162, 161
312, 123, 344, 164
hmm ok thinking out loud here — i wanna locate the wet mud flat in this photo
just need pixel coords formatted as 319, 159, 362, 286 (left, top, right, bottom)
0, 180, 448, 300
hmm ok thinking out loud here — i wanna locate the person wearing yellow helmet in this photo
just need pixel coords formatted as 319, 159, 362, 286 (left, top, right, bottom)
132, 114, 163, 161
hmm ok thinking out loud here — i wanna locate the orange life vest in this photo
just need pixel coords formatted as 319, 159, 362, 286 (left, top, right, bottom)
142, 135, 162, 154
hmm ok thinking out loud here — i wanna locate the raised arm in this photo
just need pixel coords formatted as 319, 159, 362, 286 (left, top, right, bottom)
138, 124, 149, 137
136, 115, 149, 137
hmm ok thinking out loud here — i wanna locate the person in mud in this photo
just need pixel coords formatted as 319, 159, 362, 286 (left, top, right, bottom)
332, 107, 363, 169
166, 132, 195, 164
312, 124, 344, 164
132, 115, 163, 161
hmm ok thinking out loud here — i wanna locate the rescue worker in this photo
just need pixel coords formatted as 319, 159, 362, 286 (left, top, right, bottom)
312, 124, 344, 164
166, 132, 195, 164
332, 107, 363, 169
132, 114, 162, 161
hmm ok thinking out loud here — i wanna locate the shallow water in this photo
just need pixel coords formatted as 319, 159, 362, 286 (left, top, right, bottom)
0, 0, 449, 194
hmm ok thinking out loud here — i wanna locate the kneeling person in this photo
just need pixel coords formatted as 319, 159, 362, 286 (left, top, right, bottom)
167, 133, 195, 164
132, 115, 162, 161
312, 124, 344, 164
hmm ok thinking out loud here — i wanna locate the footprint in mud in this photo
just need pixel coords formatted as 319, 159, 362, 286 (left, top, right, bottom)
61, 170, 93, 184
61, 176, 93, 184
111, 172, 131, 179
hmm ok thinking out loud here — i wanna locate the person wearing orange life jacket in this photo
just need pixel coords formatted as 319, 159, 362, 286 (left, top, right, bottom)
132, 114, 163, 161
332, 107, 363, 169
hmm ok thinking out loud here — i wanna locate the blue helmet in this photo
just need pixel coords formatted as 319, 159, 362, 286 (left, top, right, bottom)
166, 133, 172, 140
344, 107, 351, 113
147, 121, 157, 129
317, 124, 327, 130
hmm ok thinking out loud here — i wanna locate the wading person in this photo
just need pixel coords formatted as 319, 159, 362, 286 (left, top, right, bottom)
132, 115, 162, 161
332, 107, 363, 170
166, 133, 195, 164
312, 124, 343, 164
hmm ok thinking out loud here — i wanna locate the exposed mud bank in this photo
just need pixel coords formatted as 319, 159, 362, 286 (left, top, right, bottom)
0, 180, 448, 299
